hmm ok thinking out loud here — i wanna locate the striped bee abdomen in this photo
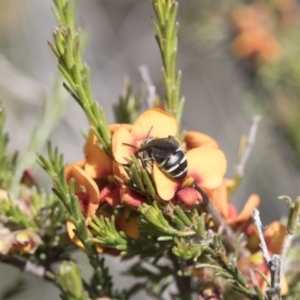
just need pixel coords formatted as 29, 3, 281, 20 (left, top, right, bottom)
155, 148, 187, 179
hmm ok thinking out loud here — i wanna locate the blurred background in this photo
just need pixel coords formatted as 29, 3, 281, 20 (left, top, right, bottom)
1, 0, 300, 299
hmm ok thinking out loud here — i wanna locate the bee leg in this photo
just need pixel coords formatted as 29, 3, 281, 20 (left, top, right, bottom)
140, 157, 153, 174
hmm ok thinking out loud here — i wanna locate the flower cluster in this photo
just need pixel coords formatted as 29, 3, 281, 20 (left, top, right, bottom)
0, 178, 41, 256
64, 107, 293, 296
65, 108, 227, 247
0, 225, 40, 256
230, 2, 282, 64
0, 170, 69, 259
202, 180, 289, 295
243, 221, 288, 294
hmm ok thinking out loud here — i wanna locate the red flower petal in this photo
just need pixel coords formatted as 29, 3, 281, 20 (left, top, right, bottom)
99, 184, 121, 207
175, 187, 203, 206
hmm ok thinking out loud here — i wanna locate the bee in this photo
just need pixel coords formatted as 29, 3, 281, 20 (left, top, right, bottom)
137, 135, 188, 180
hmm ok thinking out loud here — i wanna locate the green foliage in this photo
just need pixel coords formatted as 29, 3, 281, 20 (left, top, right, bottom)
37, 144, 114, 298
137, 200, 265, 298
280, 196, 300, 235
0, 196, 36, 228
33, 192, 68, 233
114, 78, 141, 124
172, 237, 204, 261
57, 261, 90, 300
49, 0, 112, 156
126, 261, 175, 299
125, 154, 157, 199
151, 0, 184, 125
0, 109, 18, 190
0, 188, 68, 233
139, 202, 178, 236
90, 215, 129, 251
2, 1, 300, 300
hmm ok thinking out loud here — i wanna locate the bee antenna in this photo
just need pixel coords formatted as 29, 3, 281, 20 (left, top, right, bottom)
122, 142, 138, 148
146, 126, 153, 139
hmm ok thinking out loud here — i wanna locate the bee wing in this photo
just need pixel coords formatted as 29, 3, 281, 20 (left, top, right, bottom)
151, 142, 179, 159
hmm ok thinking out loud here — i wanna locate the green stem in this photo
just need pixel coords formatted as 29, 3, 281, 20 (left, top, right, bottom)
151, 0, 183, 127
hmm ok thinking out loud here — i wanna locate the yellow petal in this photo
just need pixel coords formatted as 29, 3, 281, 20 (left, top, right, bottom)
66, 220, 104, 254
112, 125, 136, 164
227, 194, 260, 225
186, 147, 227, 189
109, 123, 132, 134
153, 163, 180, 200
264, 221, 286, 254
64, 159, 86, 177
185, 131, 219, 149
65, 165, 100, 218
131, 108, 177, 139
207, 180, 229, 218
117, 215, 140, 239
85, 145, 113, 179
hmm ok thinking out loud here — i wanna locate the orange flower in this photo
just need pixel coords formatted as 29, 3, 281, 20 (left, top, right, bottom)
65, 159, 101, 219
85, 130, 141, 208
84, 131, 114, 179
227, 194, 260, 227
246, 221, 286, 255
66, 214, 139, 255
112, 108, 227, 203
232, 27, 282, 63
184, 131, 219, 149
12, 230, 41, 254
112, 108, 177, 165
0, 229, 41, 255
65, 157, 140, 252
66, 220, 107, 254
154, 146, 227, 201
231, 4, 270, 32
116, 215, 140, 240
84, 128, 133, 208
205, 179, 230, 218
241, 221, 288, 295
112, 108, 177, 205
66, 137, 124, 217
208, 179, 260, 229
154, 139, 227, 201
263, 221, 286, 254
231, 4, 282, 63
